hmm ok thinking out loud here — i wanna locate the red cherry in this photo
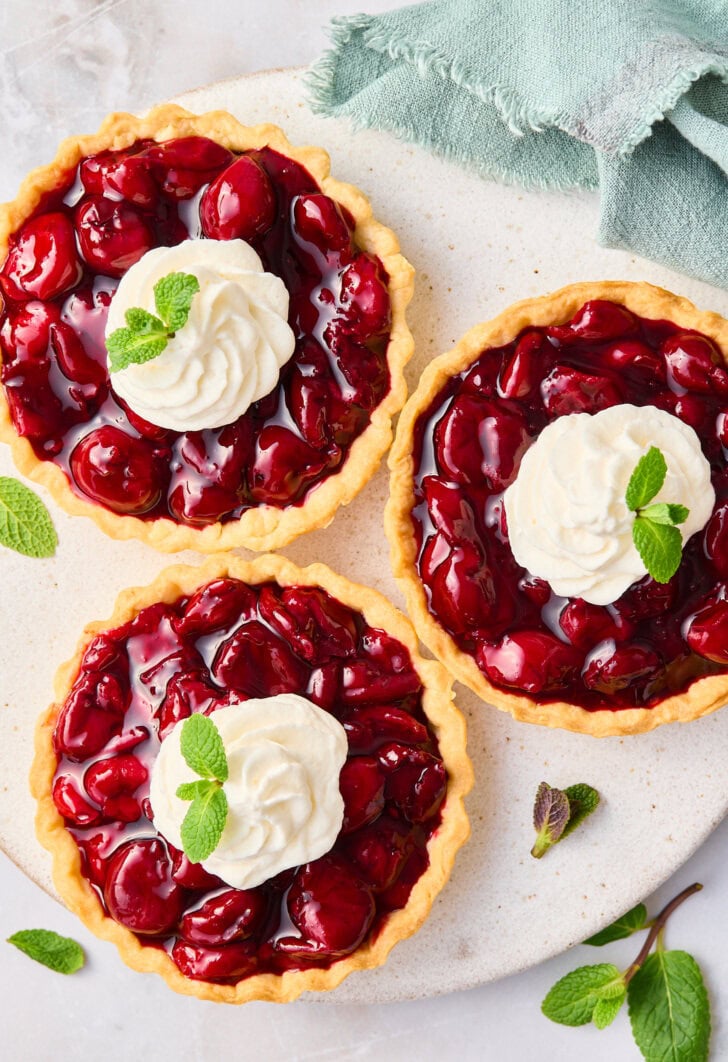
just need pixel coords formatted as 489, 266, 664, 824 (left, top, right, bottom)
178, 579, 257, 636
0, 212, 82, 301
477, 631, 582, 694
169, 847, 226, 891
282, 855, 375, 956
179, 888, 268, 947
1, 358, 63, 440
686, 594, 728, 663
307, 662, 341, 711
155, 670, 222, 741
104, 839, 185, 935
662, 333, 728, 395
336, 253, 391, 337
541, 365, 622, 416
212, 620, 309, 697
258, 585, 358, 665
52, 774, 100, 826
424, 534, 510, 636
200, 155, 275, 239
339, 756, 386, 833
172, 939, 258, 981
379, 845, 429, 912
379, 744, 447, 822
613, 574, 678, 622
705, 503, 728, 578
434, 394, 530, 489
0, 300, 61, 364
247, 425, 330, 505
343, 705, 428, 754
75, 825, 119, 889
168, 424, 252, 527
84, 754, 148, 823
142, 137, 233, 200
70, 426, 164, 515
51, 320, 107, 386
342, 817, 414, 892
80, 150, 158, 207
497, 331, 545, 398
549, 300, 639, 343
583, 643, 661, 694
518, 574, 551, 607
75, 196, 153, 277
291, 193, 354, 257
602, 339, 666, 381
674, 394, 711, 433
53, 671, 128, 762
559, 599, 633, 650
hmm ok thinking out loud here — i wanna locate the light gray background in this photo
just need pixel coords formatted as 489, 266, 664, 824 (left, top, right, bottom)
0, 2, 726, 1059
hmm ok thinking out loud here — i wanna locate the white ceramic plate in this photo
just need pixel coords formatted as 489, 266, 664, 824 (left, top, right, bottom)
1, 68, 727, 1005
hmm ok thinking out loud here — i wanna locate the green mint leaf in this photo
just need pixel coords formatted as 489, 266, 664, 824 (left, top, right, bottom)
107, 319, 168, 373
180, 784, 228, 863
542, 964, 625, 1026
531, 782, 570, 858
625, 446, 667, 511
124, 307, 165, 333
633, 518, 683, 583
179, 714, 228, 783
0, 477, 57, 558
593, 990, 626, 1029
8, 929, 84, 974
639, 502, 690, 527
628, 950, 710, 1062
584, 903, 649, 946
154, 271, 200, 332
562, 783, 600, 839
176, 779, 217, 802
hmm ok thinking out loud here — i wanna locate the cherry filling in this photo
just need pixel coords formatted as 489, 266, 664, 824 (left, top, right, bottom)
51, 578, 445, 984
0, 138, 392, 524
411, 300, 728, 711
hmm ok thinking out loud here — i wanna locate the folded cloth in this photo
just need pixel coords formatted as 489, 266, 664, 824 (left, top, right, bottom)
307, 0, 728, 288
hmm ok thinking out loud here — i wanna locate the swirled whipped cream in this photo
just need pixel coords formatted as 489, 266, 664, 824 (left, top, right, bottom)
106, 239, 295, 431
503, 404, 714, 606
149, 694, 347, 890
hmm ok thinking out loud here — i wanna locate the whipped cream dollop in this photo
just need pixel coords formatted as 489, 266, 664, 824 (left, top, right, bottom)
149, 695, 347, 890
106, 239, 295, 431
503, 403, 715, 606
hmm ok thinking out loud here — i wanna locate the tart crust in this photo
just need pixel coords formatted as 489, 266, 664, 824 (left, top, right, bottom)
0, 105, 415, 552
386, 280, 728, 737
31, 554, 472, 1003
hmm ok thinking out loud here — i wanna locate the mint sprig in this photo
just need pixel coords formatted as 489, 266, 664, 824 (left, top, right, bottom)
107, 271, 199, 373
175, 714, 229, 864
0, 477, 57, 558
625, 446, 689, 583
542, 883, 709, 1061
8, 929, 84, 974
531, 781, 600, 858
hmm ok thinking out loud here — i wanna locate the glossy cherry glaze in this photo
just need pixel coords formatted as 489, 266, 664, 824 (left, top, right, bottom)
0, 138, 392, 524
411, 300, 728, 711
51, 578, 445, 984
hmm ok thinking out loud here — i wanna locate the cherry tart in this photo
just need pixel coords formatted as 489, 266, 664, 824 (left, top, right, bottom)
0, 106, 414, 552
387, 281, 728, 736
32, 556, 471, 1002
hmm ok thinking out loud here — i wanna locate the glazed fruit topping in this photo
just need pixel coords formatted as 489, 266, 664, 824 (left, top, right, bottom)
0, 136, 392, 525
412, 300, 728, 710
51, 578, 445, 984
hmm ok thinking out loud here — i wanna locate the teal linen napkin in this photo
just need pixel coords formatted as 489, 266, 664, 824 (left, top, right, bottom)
308, 1, 728, 288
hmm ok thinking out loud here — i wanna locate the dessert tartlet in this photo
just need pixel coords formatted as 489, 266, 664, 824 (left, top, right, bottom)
32, 555, 471, 1002
387, 281, 728, 736
0, 106, 414, 551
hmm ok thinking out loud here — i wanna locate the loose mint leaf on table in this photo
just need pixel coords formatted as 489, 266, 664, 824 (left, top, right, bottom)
0, 477, 57, 558
625, 446, 666, 511
8, 929, 84, 974
584, 903, 649, 946
541, 964, 626, 1027
628, 950, 710, 1062
561, 783, 600, 838
180, 784, 228, 864
154, 271, 200, 332
180, 713, 228, 782
531, 782, 570, 858
633, 518, 683, 584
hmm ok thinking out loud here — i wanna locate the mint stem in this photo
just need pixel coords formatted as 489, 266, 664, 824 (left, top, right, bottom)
623, 882, 702, 984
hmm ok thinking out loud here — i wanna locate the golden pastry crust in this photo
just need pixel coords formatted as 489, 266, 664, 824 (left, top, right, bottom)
31, 554, 472, 1003
0, 105, 414, 552
386, 280, 728, 737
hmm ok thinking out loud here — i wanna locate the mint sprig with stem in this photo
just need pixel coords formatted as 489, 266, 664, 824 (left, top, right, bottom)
542, 882, 710, 1060
626, 446, 689, 584
531, 781, 600, 858
107, 271, 200, 373
175, 713, 229, 864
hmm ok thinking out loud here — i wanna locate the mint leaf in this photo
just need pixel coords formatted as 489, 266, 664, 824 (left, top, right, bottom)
531, 782, 570, 858
628, 950, 710, 1062
593, 990, 626, 1029
542, 964, 625, 1026
154, 272, 200, 332
176, 779, 217, 802
8, 929, 84, 974
639, 502, 689, 526
180, 784, 228, 863
124, 307, 165, 333
633, 518, 683, 583
626, 447, 667, 511
179, 714, 228, 782
562, 783, 600, 838
107, 322, 168, 372
584, 903, 649, 946
0, 477, 57, 558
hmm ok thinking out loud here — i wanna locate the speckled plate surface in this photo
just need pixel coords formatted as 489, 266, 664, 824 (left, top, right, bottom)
1, 68, 727, 1005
